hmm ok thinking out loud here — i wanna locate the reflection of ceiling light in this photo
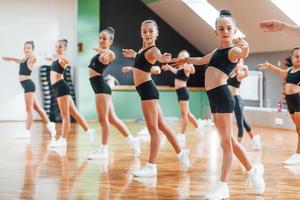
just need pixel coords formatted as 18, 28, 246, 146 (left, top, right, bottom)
182, 0, 245, 38
270, 0, 300, 25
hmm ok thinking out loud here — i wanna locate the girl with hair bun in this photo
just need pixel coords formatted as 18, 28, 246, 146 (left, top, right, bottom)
88, 27, 141, 160
122, 20, 191, 177
172, 10, 265, 199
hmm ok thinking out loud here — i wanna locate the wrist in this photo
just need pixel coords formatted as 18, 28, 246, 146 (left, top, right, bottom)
132, 52, 137, 58
185, 57, 189, 64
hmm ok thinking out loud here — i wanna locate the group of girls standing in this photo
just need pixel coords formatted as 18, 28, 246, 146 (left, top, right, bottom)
4, 8, 300, 199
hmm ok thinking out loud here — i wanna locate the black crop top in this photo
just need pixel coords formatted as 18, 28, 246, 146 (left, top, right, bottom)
286, 68, 300, 86
133, 46, 155, 73
227, 74, 241, 88
51, 60, 65, 74
19, 59, 31, 76
208, 47, 238, 76
88, 54, 108, 74
175, 69, 189, 82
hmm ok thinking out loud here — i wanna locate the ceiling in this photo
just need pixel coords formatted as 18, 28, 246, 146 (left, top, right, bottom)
145, 0, 300, 54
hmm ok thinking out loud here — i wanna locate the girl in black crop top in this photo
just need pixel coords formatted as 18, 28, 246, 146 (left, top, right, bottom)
259, 47, 300, 165
122, 20, 191, 177
161, 50, 201, 143
47, 39, 95, 149
87, 27, 141, 160
228, 60, 261, 149
2, 41, 56, 139
171, 10, 265, 198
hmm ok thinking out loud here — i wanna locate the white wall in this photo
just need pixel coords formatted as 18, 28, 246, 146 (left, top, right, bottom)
0, 0, 76, 121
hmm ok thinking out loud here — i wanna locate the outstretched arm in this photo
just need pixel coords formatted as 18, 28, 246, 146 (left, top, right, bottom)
259, 20, 300, 38
122, 49, 137, 58
258, 62, 289, 77
170, 50, 216, 67
2, 56, 23, 64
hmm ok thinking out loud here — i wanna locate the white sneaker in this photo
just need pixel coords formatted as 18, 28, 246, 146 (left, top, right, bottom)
50, 138, 67, 148
131, 137, 141, 157
178, 149, 191, 172
284, 153, 300, 165
51, 147, 66, 157
14, 130, 31, 139
46, 122, 56, 139
248, 164, 265, 194
86, 129, 95, 146
132, 163, 157, 177
205, 181, 230, 200
88, 148, 108, 160
252, 135, 262, 150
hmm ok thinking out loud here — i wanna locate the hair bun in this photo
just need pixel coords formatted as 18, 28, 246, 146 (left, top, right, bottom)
62, 39, 68, 44
220, 9, 231, 17
106, 27, 115, 34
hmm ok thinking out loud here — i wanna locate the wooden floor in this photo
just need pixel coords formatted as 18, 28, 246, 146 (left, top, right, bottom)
0, 121, 300, 200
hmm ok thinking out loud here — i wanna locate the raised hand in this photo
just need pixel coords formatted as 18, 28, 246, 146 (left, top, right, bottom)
258, 62, 270, 70
233, 37, 249, 49
169, 57, 187, 67
161, 64, 171, 71
160, 53, 172, 63
122, 49, 137, 58
2, 57, 11, 61
259, 20, 284, 32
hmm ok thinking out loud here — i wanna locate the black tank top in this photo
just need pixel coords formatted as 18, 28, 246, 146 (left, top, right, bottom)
227, 74, 241, 88
133, 46, 155, 73
19, 59, 31, 76
286, 68, 300, 86
88, 54, 108, 74
208, 47, 238, 76
51, 60, 65, 74
175, 69, 189, 82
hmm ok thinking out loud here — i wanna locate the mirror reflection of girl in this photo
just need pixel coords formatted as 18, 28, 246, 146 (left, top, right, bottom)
122, 20, 191, 177
161, 50, 202, 145
258, 47, 300, 165
228, 59, 261, 149
171, 10, 265, 199
88, 27, 140, 160
47, 39, 95, 148
2, 41, 56, 139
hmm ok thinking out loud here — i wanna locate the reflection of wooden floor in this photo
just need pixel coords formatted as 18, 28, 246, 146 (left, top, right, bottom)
0, 121, 299, 200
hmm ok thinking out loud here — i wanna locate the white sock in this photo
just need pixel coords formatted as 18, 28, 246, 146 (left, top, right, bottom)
125, 134, 134, 145
177, 150, 183, 158
101, 144, 108, 152
219, 180, 227, 185
146, 162, 157, 169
